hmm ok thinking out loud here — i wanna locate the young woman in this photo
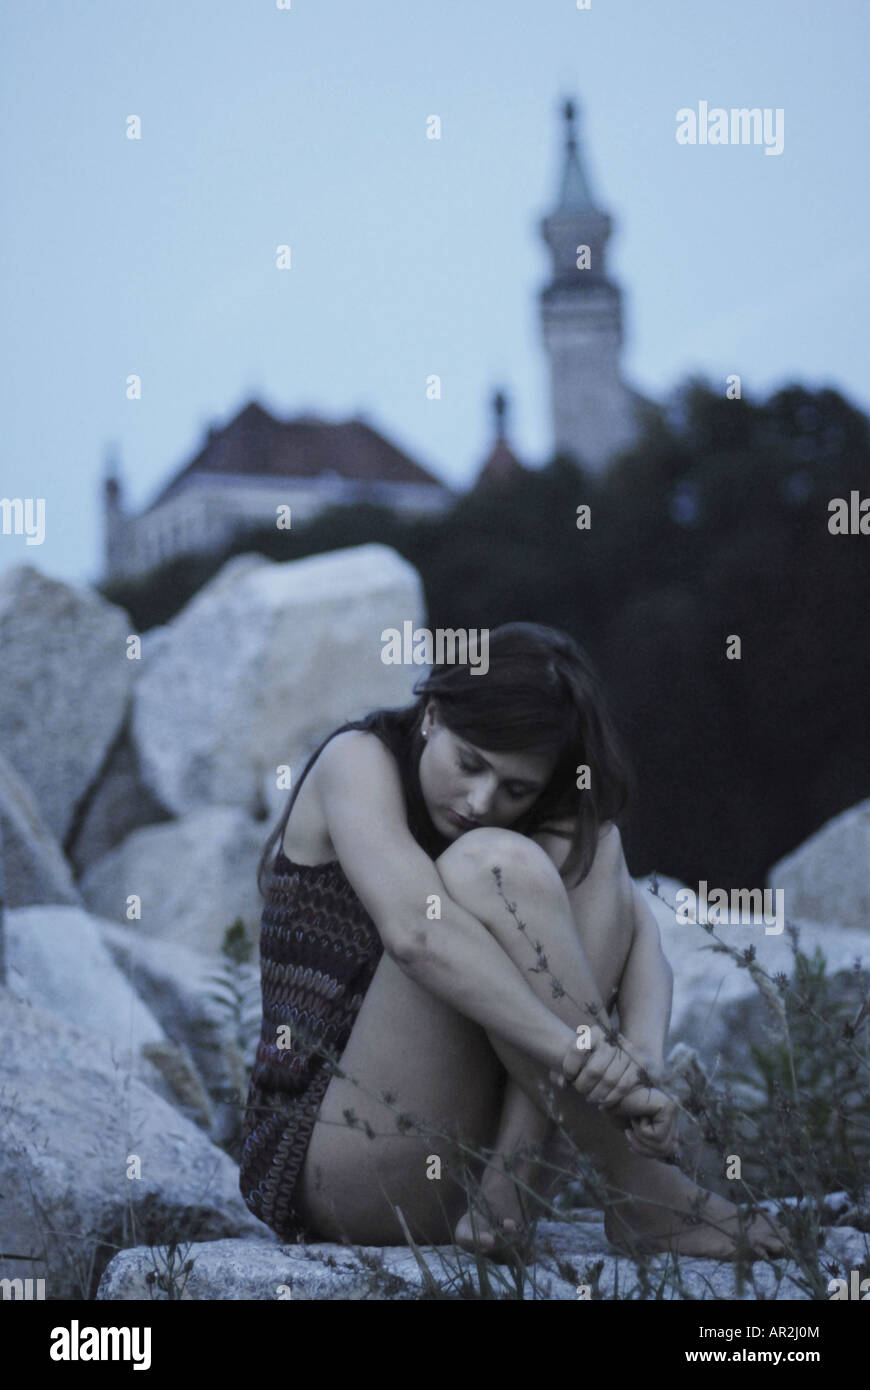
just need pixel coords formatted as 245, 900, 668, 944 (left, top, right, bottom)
239, 622, 784, 1261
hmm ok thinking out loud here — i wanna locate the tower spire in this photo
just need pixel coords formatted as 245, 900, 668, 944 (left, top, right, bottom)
492, 388, 507, 441
472, 388, 525, 493
538, 96, 640, 473
557, 98, 596, 212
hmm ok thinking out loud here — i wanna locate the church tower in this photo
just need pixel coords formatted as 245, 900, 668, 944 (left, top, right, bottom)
539, 99, 640, 473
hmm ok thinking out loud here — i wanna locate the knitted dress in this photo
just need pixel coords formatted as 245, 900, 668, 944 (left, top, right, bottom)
238, 847, 384, 1241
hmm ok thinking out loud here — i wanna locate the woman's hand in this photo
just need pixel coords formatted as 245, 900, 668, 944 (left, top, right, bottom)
617, 1086, 680, 1160
554, 1024, 651, 1110
616, 1039, 664, 1089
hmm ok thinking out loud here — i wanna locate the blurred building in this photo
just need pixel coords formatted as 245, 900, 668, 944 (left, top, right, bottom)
471, 390, 528, 495
470, 97, 646, 491
103, 96, 642, 577
538, 98, 646, 474
103, 402, 451, 580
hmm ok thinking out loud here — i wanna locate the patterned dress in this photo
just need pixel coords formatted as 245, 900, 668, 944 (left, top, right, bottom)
238, 848, 384, 1241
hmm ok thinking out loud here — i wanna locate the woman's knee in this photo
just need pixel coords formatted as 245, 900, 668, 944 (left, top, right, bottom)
437, 827, 564, 900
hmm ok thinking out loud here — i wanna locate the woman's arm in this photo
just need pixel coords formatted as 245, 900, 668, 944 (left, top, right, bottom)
614, 884, 674, 1078
314, 731, 600, 1075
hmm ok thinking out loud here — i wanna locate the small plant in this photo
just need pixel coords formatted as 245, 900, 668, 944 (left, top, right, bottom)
144, 1239, 196, 1301
205, 919, 261, 1088
734, 945, 870, 1195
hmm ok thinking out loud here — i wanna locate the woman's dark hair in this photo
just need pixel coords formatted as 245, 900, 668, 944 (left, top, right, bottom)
257, 621, 633, 895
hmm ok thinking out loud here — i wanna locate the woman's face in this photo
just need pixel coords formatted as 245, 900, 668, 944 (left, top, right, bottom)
418, 701, 557, 840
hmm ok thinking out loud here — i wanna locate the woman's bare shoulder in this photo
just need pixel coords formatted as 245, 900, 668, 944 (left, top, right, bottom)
311, 729, 407, 821
313, 728, 398, 782
282, 732, 395, 859
305, 728, 437, 950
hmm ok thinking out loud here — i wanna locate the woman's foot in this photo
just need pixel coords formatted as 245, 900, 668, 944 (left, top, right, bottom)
604, 1192, 789, 1262
453, 1172, 535, 1261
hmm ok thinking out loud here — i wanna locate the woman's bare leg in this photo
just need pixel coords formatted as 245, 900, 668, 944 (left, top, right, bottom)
298, 827, 783, 1256
453, 1076, 553, 1255
436, 829, 785, 1258
450, 824, 628, 1252
296, 947, 508, 1245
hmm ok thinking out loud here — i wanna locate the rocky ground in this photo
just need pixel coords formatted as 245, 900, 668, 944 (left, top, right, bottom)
96, 1209, 868, 1301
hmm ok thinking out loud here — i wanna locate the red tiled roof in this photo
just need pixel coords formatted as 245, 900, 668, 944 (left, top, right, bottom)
147, 401, 445, 510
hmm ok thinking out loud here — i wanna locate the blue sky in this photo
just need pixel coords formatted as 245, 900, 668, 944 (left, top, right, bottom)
2, 0, 868, 585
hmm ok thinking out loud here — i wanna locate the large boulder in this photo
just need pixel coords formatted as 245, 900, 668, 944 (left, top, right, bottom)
3, 904, 217, 1130
0, 748, 80, 906
131, 545, 423, 820
67, 723, 172, 877
4, 904, 165, 1056
79, 806, 267, 956
768, 799, 870, 931
0, 566, 136, 843
635, 873, 870, 1073
0, 990, 271, 1300
94, 1213, 867, 1301
97, 918, 256, 1145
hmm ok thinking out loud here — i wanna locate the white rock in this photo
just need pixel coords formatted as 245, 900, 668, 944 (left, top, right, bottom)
4, 904, 165, 1057
0, 748, 80, 906
95, 1216, 868, 1301
131, 545, 423, 818
635, 873, 870, 1067
97, 918, 254, 1144
0, 990, 271, 1300
768, 798, 870, 931
67, 723, 171, 875
79, 805, 267, 956
0, 565, 136, 841
97, 918, 248, 1082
